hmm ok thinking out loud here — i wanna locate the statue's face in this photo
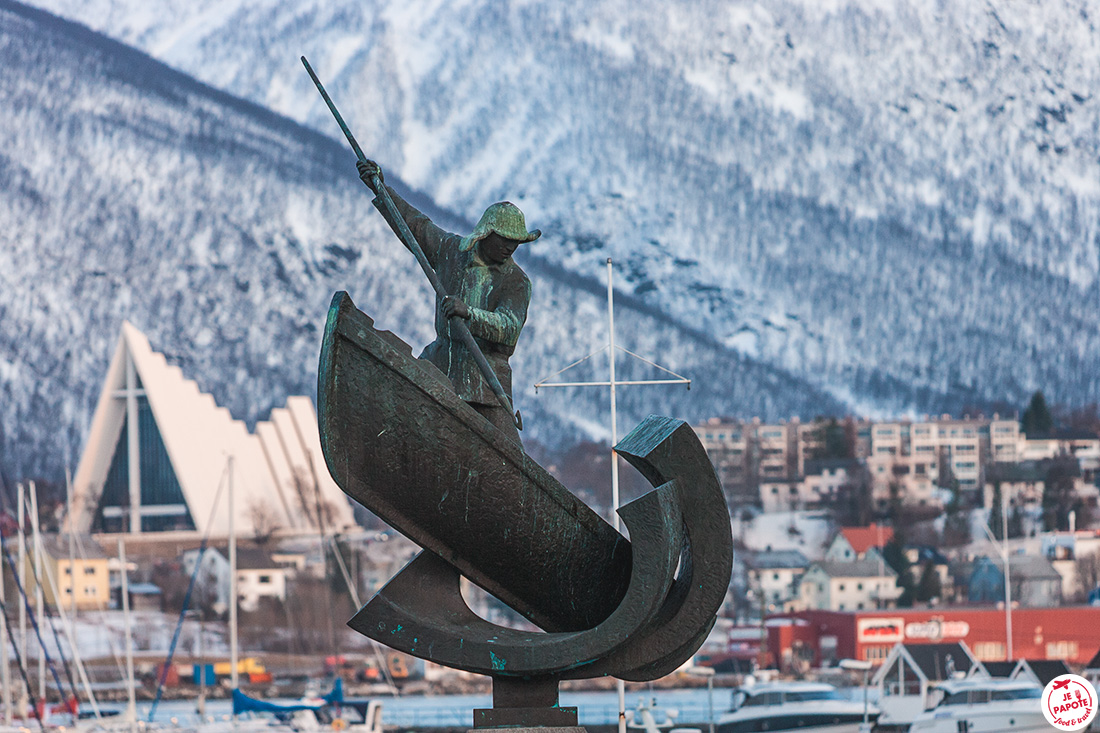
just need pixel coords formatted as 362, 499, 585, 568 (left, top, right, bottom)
479, 232, 521, 265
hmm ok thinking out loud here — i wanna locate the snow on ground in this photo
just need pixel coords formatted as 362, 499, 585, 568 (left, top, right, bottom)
734, 510, 835, 561
9, 610, 228, 664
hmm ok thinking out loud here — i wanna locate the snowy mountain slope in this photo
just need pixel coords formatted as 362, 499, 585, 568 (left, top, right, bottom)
0, 1, 843, 481
21, 0, 1100, 413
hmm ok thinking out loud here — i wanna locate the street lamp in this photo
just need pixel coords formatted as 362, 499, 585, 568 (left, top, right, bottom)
685, 666, 716, 733
978, 488, 1012, 660
839, 659, 872, 733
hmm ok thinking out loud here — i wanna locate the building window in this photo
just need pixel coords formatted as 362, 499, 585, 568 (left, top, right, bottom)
258, 575, 272, 584
857, 583, 863, 591
838, 584, 845, 591
773, 573, 780, 580
64, 568, 72, 576
84, 567, 96, 575
83, 586, 96, 597
973, 642, 1006, 661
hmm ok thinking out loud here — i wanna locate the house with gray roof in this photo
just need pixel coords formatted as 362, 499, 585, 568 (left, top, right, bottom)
958, 554, 1063, 607
796, 557, 901, 611
745, 549, 808, 612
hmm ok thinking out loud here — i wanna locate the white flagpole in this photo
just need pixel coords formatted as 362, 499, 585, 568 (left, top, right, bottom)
534, 258, 691, 733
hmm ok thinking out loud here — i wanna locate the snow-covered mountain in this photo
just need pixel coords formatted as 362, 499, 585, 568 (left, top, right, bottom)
22, 0, 1100, 416
0, 1, 843, 481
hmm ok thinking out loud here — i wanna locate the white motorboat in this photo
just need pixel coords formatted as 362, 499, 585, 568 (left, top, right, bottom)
908, 678, 1045, 733
716, 681, 878, 733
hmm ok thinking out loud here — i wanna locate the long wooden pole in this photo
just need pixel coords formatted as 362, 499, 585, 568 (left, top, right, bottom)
301, 56, 521, 429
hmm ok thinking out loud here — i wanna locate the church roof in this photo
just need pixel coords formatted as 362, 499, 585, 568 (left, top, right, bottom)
69, 322, 354, 538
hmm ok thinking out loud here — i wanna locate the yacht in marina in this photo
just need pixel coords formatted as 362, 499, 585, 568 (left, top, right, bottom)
715, 681, 877, 733
907, 678, 1045, 733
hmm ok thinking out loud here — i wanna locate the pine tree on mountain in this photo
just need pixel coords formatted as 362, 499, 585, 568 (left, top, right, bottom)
1007, 505, 1025, 539
816, 417, 852, 459
882, 535, 914, 607
1043, 454, 1080, 532
1021, 391, 1054, 436
915, 561, 942, 603
990, 481, 1005, 541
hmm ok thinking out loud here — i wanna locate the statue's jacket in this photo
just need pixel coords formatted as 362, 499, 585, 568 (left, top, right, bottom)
386, 187, 532, 406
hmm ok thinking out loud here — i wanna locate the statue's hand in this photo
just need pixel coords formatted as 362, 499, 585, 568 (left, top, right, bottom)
356, 159, 384, 191
442, 296, 470, 320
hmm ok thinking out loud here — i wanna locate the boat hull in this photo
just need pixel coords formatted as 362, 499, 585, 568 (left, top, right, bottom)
717, 712, 874, 733
318, 291, 632, 632
908, 704, 1049, 733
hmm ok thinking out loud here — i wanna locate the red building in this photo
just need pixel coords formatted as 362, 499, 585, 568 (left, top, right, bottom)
759, 607, 1100, 671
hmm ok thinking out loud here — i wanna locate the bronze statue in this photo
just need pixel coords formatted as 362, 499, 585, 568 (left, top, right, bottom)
357, 159, 537, 446
304, 57, 733, 731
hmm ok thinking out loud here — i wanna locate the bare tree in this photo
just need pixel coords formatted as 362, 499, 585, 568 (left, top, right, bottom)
1075, 551, 1100, 602
289, 468, 338, 531
248, 498, 281, 546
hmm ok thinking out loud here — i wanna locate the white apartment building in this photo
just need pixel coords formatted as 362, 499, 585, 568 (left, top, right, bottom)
989, 419, 1022, 462
866, 452, 941, 511
694, 413, 1098, 514
745, 549, 809, 612
797, 557, 901, 611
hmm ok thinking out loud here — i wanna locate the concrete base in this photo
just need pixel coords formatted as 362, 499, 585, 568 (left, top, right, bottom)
468, 728, 587, 733
473, 705, 579, 728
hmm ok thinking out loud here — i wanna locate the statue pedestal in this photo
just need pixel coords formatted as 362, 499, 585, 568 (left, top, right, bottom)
470, 677, 585, 732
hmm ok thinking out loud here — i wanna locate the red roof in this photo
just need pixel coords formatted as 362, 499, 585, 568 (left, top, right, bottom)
841, 523, 893, 554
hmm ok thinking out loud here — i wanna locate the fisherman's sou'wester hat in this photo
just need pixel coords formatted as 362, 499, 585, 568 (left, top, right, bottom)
459, 201, 541, 252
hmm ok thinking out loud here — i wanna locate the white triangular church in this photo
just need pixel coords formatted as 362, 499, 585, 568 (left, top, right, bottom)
69, 322, 355, 537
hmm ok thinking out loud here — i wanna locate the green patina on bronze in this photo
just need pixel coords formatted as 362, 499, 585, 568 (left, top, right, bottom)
459, 201, 541, 252
305, 56, 734, 729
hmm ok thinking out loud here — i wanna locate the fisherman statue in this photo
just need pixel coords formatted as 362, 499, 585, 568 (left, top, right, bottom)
303, 57, 733, 732
356, 159, 538, 446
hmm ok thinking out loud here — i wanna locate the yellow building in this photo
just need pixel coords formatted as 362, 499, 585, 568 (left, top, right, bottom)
22, 534, 111, 610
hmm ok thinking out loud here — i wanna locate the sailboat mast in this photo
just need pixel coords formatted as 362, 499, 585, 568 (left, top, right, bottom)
0, 492, 11, 726
228, 457, 239, 699
17, 483, 27, 715
29, 482, 45, 705
119, 539, 136, 733
66, 472, 76, 633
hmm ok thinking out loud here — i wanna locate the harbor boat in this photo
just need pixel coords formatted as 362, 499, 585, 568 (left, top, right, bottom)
232, 680, 383, 733
715, 681, 878, 733
907, 678, 1045, 733
626, 696, 681, 733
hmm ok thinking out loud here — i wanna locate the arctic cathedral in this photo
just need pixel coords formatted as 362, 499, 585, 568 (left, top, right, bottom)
68, 322, 355, 539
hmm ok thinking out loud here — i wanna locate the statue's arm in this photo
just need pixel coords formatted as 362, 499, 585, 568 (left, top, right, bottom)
467, 275, 531, 348
382, 186, 455, 268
